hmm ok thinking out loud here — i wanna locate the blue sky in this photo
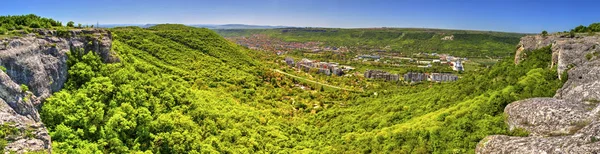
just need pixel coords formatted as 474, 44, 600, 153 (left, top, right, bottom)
2, 0, 599, 33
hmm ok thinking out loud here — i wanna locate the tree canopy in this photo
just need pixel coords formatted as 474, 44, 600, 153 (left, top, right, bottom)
0, 14, 62, 31
571, 23, 600, 33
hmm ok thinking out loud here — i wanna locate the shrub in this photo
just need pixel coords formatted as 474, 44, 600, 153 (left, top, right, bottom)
67, 21, 75, 28
569, 31, 576, 38
541, 30, 548, 36
20, 84, 29, 92
29, 21, 41, 28
56, 28, 71, 38
586, 52, 594, 61
0, 27, 7, 35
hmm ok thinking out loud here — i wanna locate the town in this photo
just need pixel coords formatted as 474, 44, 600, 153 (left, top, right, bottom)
226, 34, 348, 55
285, 57, 355, 76
285, 57, 460, 83
227, 34, 466, 84
355, 53, 464, 71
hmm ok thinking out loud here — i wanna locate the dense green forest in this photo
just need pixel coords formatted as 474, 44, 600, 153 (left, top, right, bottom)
32, 23, 564, 153
0, 14, 62, 29
0, 14, 91, 37
40, 24, 350, 153
0, 14, 63, 35
216, 28, 525, 58
571, 23, 600, 33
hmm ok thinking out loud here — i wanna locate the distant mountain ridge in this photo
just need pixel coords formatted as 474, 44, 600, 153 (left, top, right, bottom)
98, 24, 292, 29
189, 24, 292, 29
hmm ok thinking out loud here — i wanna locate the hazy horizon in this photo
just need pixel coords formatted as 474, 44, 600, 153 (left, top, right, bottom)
3, 0, 600, 33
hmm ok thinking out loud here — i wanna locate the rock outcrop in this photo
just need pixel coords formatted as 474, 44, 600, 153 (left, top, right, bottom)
514, 34, 600, 79
0, 29, 118, 153
477, 34, 600, 153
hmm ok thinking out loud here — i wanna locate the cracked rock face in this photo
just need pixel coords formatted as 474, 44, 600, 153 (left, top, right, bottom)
514, 35, 600, 79
555, 60, 600, 102
0, 29, 117, 153
504, 98, 595, 136
477, 34, 600, 153
0, 71, 50, 153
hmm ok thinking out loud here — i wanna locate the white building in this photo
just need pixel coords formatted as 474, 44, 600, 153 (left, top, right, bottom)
417, 61, 432, 64
452, 60, 464, 71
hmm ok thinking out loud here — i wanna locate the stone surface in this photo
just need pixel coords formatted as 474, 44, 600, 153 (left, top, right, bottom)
477, 121, 600, 154
0, 71, 50, 153
555, 60, 600, 102
477, 34, 600, 153
0, 29, 117, 153
0, 29, 118, 101
514, 34, 600, 79
504, 98, 596, 136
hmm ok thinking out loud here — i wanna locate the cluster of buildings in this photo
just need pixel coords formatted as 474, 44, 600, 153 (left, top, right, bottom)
357, 55, 381, 60
439, 54, 465, 71
363, 70, 459, 82
450, 60, 464, 71
403, 72, 428, 82
354, 53, 465, 71
441, 35, 454, 41
404, 72, 458, 82
286, 57, 354, 76
429, 73, 459, 82
364, 70, 399, 81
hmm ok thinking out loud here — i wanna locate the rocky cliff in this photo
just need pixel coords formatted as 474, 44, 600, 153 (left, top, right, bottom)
477, 34, 600, 153
0, 29, 118, 153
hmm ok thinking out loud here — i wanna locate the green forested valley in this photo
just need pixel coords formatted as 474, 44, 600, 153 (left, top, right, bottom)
34, 24, 564, 153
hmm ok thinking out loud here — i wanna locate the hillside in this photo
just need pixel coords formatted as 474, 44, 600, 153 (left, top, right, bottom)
216, 28, 526, 58
0, 15, 574, 153
41, 25, 560, 153
37, 24, 353, 153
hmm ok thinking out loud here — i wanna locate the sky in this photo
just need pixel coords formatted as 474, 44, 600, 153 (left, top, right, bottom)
1, 0, 599, 33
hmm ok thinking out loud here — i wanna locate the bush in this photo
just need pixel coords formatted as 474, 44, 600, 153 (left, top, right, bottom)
67, 21, 75, 28
569, 31, 576, 38
56, 28, 71, 38
0, 27, 6, 35
20, 84, 29, 92
588, 32, 596, 36
29, 21, 41, 28
1, 14, 63, 30
541, 30, 548, 36
570, 23, 600, 33
586, 52, 594, 60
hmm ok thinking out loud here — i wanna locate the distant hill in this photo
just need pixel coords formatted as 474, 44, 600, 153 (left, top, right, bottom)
217, 28, 527, 58
98, 24, 292, 29
189, 24, 292, 29
98, 24, 151, 28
